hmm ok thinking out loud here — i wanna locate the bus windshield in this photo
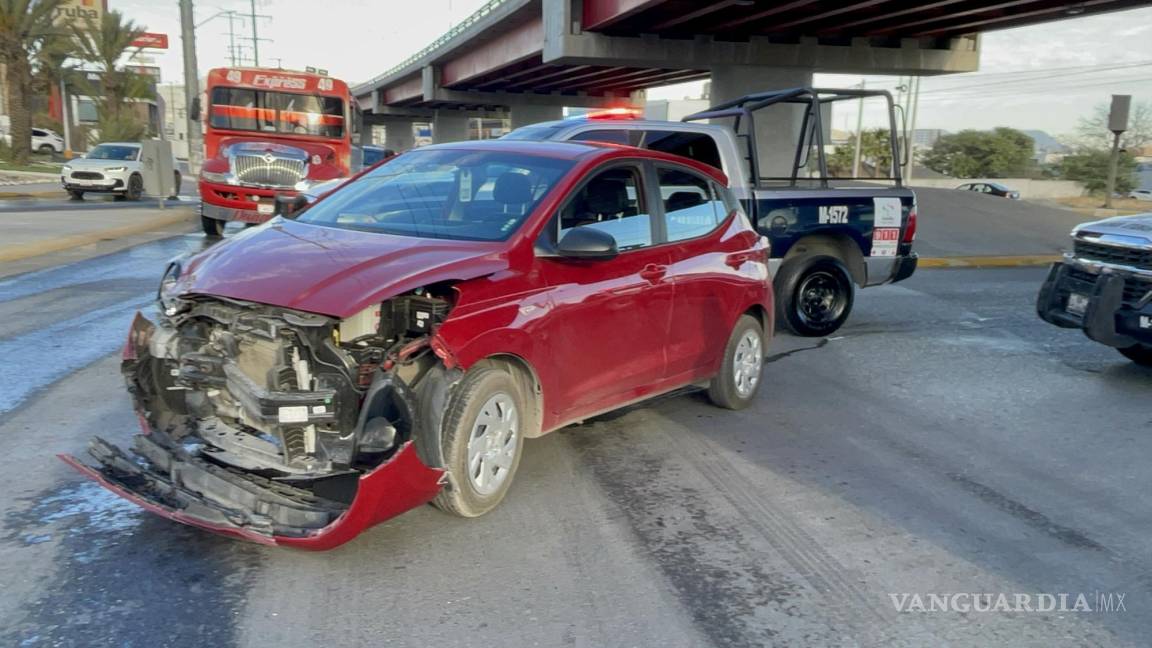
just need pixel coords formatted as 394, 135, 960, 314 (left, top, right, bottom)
209, 87, 345, 138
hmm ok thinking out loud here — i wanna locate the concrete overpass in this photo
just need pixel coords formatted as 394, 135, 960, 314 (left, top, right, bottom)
354, 0, 1148, 150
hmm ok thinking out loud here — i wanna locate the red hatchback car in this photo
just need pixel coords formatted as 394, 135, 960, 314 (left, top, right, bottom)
63, 140, 774, 549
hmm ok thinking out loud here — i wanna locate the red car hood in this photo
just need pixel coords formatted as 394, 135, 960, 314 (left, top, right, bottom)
177, 219, 508, 318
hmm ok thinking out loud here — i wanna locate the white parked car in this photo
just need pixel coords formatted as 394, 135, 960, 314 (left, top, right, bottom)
1129, 189, 1152, 202
60, 142, 181, 201
31, 128, 64, 154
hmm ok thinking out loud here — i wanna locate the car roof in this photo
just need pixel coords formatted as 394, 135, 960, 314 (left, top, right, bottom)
414, 139, 729, 185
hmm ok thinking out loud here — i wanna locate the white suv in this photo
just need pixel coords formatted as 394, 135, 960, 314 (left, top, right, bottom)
61, 142, 181, 201
32, 128, 64, 154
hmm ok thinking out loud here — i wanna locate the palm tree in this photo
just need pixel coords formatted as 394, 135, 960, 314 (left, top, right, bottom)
0, 0, 66, 163
71, 9, 149, 133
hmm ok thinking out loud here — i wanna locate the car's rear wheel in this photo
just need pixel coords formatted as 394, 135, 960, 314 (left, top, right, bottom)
68, 190, 84, 201
775, 255, 855, 337
432, 367, 525, 518
169, 171, 181, 200
707, 314, 766, 410
1119, 344, 1152, 366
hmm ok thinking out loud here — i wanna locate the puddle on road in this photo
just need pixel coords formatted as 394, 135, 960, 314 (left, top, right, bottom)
2, 479, 263, 647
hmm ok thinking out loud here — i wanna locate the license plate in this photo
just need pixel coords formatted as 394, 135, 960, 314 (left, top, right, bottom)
1140, 315, 1151, 330
1066, 293, 1090, 316
257, 203, 274, 215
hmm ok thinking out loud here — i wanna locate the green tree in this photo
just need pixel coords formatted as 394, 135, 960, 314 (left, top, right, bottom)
0, 0, 67, 163
922, 128, 1034, 178
1075, 100, 1151, 150
828, 128, 895, 178
1060, 149, 1137, 195
71, 9, 150, 140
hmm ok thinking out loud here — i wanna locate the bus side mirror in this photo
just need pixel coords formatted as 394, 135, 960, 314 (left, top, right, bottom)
189, 97, 201, 122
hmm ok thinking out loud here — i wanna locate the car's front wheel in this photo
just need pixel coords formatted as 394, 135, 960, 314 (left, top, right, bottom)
169, 171, 181, 200
432, 367, 525, 517
38, 144, 54, 155
1119, 344, 1152, 366
200, 203, 225, 237
68, 190, 84, 201
707, 314, 766, 410
124, 173, 143, 200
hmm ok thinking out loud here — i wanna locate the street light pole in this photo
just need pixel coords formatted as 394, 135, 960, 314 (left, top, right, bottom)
179, 0, 203, 174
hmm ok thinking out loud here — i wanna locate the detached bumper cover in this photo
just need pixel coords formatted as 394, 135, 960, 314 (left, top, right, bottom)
1037, 262, 1152, 348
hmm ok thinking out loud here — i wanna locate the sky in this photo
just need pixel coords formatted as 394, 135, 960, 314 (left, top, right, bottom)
115, 0, 1152, 139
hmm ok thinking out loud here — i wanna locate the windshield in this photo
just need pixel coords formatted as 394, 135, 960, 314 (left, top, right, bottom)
209, 86, 345, 138
87, 144, 139, 161
296, 148, 575, 241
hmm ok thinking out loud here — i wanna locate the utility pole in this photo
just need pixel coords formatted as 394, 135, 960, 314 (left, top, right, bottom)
250, 0, 261, 66
179, 0, 203, 174
852, 79, 865, 178
1104, 94, 1131, 210
225, 11, 239, 67
905, 76, 921, 184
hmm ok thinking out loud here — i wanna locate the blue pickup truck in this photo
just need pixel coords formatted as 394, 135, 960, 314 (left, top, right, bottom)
505, 88, 918, 336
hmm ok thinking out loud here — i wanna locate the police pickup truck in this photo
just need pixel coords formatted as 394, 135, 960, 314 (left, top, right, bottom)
505, 88, 918, 336
1037, 213, 1152, 365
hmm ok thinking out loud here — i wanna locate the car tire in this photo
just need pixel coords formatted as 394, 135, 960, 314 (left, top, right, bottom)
68, 190, 84, 201
1119, 344, 1152, 366
775, 255, 855, 337
432, 367, 525, 518
169, 171, 181, 200
707, 314, 766, 410
201, 212, 225, 237
125, 173, 143, 201
38, 144, 53, 155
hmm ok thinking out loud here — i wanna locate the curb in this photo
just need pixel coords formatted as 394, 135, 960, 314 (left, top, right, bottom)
918, 255, 1061, 269
0, 210, 195, 263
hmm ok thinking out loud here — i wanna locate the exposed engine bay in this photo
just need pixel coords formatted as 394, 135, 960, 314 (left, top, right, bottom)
76, 288, 457, 544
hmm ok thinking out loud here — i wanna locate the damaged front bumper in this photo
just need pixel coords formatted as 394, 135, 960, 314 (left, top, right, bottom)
1037, 261, 1152, 348
61, 306, 447, 550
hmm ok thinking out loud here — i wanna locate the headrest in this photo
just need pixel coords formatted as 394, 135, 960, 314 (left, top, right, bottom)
493, 172, 533, 205
585, 177, 629, 215
666, 191, 705, 212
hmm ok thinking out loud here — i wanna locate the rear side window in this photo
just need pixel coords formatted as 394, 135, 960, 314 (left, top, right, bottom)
569, 129, 631, 146
657, 167, 726, 242
641, 131, 722, 172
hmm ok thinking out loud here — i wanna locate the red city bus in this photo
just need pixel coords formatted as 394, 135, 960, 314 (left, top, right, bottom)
198, 67, 355, 236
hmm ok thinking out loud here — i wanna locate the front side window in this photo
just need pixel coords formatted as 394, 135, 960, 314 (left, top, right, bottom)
296, 148, 573, 241
87, 144, 140, 161
209, 87, 345, 138
558, 166, 652, 251
658, 167, 726, 242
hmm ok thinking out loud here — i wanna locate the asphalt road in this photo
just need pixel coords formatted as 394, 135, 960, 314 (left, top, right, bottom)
1, 231, 1150, 647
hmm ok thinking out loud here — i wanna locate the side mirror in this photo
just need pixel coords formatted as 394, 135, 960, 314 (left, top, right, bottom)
274, 192, 309, 218
189, 97, 201, 122
556, 227, 618, 260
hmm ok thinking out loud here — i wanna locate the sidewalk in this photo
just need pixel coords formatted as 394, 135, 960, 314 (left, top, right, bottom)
0, 206, 196, 265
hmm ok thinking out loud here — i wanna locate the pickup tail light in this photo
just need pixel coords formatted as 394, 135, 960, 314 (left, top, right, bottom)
903, 206, 917, 243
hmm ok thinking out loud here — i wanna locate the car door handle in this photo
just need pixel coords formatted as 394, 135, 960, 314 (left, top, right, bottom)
639, 264, 667, 283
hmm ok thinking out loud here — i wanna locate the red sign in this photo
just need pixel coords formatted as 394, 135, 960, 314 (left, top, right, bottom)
131, 32, 168, 49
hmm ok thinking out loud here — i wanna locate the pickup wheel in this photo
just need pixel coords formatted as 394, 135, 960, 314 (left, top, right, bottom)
432, 367, 525, 518
775, 255, 855, 337
1119, 344, 1152, 366
707, 314, 766, 410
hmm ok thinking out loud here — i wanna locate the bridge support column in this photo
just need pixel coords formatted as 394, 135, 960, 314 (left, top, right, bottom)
384, 120, 417, 152
510, 104, 563, 129
710, 66, 813, 180
433, 111, 470, 143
